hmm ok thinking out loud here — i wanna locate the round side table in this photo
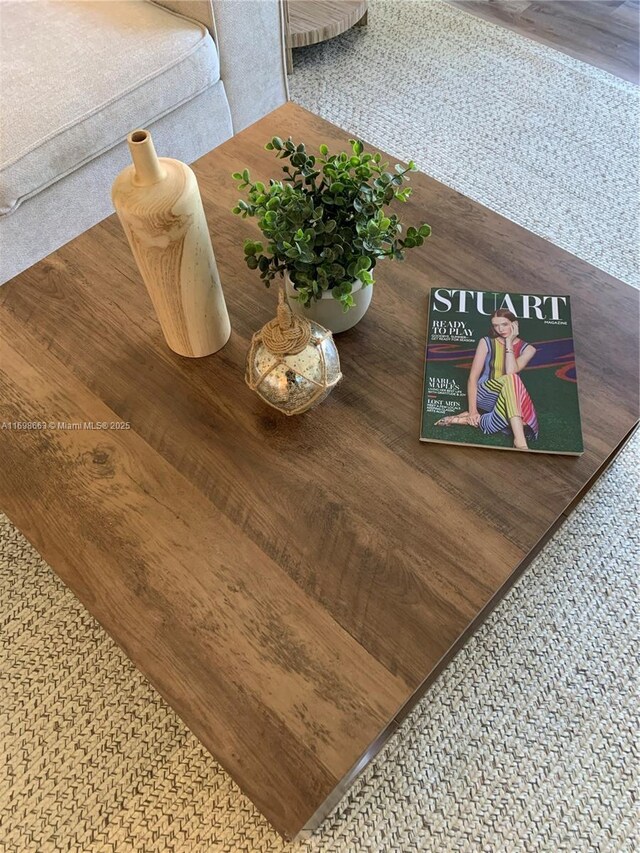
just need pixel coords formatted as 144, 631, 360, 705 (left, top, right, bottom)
284, 0, 369, 72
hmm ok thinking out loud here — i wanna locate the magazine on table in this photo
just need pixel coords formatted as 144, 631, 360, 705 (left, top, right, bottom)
420, 288, 584, 455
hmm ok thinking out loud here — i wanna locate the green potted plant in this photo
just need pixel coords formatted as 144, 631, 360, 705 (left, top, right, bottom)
233, 137, 431, 333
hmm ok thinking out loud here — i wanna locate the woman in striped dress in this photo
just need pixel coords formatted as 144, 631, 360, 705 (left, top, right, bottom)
436, 309, 539, 449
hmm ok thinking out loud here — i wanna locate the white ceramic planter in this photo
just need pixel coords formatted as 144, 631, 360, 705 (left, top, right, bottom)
284, 272, 373, 334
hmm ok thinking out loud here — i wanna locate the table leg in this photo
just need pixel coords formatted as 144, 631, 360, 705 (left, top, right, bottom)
282, 0, 293, 73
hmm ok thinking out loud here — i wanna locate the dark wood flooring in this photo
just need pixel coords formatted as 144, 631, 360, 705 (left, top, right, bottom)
448, 1, 639, 83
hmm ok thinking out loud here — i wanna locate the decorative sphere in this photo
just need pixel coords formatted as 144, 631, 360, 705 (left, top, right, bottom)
246, 294, 342, 416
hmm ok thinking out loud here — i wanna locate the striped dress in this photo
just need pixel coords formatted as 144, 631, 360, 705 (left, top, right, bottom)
476, 337, 539, 438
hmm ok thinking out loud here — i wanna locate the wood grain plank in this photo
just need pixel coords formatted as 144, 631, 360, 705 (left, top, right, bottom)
0, 220, 529, 687
0, 311, 409, 838
448, 0, 639, 83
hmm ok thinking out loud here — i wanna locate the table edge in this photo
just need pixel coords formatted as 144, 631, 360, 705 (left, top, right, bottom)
296, 420, 639, 840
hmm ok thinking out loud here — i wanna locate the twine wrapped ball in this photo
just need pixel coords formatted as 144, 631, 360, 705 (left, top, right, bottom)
246, 291, 342, 415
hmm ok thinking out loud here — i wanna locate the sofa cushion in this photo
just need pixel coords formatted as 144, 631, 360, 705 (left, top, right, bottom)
0, 0, 220, 216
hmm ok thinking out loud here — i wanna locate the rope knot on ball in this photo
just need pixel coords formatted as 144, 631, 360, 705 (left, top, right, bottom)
262, 289, 312, 355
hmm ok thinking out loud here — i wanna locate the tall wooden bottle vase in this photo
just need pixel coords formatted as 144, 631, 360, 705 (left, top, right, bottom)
112, 130, 231, 357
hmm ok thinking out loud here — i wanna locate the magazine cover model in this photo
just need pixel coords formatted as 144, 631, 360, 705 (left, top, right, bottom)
420, 288, 584, 455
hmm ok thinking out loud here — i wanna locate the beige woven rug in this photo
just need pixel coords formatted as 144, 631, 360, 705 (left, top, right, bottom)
2, 2, 639, 851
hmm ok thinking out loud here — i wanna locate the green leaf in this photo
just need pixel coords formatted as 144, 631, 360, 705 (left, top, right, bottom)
238, 136, 425, 302
396, 188, 410, 202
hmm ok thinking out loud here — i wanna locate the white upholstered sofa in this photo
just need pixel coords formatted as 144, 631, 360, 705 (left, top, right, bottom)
0, 0, 289, 283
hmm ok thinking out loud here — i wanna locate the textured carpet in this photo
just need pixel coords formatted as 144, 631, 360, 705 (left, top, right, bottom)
289, 0, 640, 288
2, 2, 639, 851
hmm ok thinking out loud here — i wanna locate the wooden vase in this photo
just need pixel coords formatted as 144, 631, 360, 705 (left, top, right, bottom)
112, 129, 231, 357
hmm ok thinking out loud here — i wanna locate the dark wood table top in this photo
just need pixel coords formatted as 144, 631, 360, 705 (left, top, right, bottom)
0, 103, 637, 839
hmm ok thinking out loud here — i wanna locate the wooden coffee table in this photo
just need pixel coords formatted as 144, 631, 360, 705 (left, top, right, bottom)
0, 103, 637, 840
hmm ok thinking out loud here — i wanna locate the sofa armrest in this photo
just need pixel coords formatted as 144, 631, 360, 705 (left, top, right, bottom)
211, 0, 289, 132
152, 1, 215, 33
153, 0, 288, 133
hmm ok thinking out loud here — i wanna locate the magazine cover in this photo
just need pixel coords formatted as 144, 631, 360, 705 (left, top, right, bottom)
420, 288, 583, 455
